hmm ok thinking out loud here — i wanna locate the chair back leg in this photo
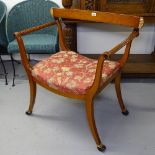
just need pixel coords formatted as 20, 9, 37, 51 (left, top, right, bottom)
115, 74, 129, 116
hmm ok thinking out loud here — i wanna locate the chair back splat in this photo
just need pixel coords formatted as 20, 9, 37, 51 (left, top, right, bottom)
15, 8, 144, 152
52, 8, 143, 28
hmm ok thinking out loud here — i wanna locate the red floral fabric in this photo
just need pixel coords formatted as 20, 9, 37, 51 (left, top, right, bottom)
32, 51, 120, 94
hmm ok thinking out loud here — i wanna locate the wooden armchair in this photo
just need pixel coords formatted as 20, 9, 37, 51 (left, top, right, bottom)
15, 8, 144, 152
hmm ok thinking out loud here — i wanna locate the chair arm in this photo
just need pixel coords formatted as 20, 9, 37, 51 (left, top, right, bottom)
88, 29, 139, 96
15, 21, 56, 36
14, 21, 57, 73
102, 29, 139, 60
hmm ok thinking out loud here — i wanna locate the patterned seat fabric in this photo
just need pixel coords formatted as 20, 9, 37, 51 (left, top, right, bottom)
32, 51, 120, 95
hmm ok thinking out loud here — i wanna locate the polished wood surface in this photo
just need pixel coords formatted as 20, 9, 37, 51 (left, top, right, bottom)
76, 0, 155, 21
15, 8, 142, 151
53, 8, 142, 28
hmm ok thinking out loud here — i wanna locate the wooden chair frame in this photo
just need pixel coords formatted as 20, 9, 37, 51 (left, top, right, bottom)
14, 8, 144, 152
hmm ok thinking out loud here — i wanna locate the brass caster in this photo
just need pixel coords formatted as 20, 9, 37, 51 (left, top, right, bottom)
122, 110, 129, 116
25, 111, 32, 115
97, 144, 106, 152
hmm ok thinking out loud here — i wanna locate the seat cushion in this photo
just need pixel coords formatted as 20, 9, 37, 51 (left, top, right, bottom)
32, 51, 120, 95
8, 34, 58, 54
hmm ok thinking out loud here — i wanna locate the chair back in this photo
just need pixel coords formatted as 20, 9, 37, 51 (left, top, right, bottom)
52, 8, 143, 52
6, 0, 59, 42
0, 0, 7, 47
52, 8, 143, 29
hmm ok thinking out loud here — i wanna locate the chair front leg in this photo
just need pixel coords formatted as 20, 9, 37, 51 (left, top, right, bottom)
26, 77, 36, 115
114, 73, 129, 116
85, 98, 106, 152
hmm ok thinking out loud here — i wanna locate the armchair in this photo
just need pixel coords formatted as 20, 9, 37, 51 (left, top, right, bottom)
15, 8, 143, 152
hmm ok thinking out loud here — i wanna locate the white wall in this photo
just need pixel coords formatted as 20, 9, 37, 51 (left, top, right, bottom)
2, 0, 155, 54
77, 23, 155, 54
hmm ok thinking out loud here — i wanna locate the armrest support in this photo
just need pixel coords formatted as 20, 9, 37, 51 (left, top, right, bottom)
87, 54, 106, 96
102, 29, 139, 65
88, 29, 139, 96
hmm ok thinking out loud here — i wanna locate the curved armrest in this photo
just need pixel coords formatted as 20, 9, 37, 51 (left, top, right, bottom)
15, 21, 56, 36
14, 21, 57, 73
88, 29, 139, 96
102, 29, 139, 66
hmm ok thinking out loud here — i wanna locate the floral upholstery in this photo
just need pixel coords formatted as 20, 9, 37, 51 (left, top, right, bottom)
32, 51, 120, 95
